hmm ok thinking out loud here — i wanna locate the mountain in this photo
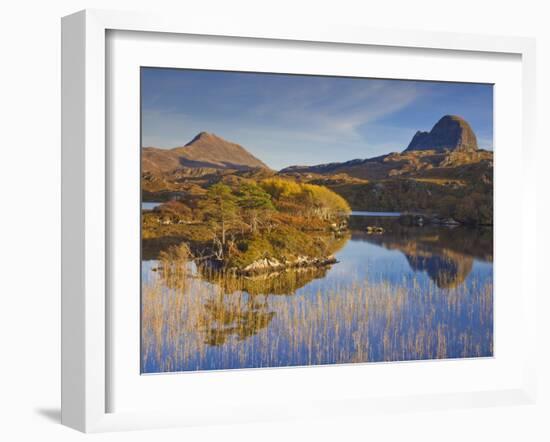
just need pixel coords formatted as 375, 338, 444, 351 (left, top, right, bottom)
142, 132, 269, 174
278, 115, 492, 224
404, 115, 478, 153
280, 115, 487, 180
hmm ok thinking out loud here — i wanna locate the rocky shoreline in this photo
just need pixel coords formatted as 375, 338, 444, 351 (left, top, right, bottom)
397, 213, 494, 227
224, 255, 338, 276
398, 213, 461, 227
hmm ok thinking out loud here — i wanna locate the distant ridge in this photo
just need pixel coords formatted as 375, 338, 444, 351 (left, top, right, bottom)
142, 132, 269, 173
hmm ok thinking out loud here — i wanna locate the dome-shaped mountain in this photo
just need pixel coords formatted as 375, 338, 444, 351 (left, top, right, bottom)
404, 115, 478, 153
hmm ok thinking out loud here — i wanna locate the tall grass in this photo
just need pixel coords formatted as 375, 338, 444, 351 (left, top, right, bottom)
141, 262, 493, 373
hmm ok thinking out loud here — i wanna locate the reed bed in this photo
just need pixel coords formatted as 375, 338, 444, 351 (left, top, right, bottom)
141, 263, 493, 373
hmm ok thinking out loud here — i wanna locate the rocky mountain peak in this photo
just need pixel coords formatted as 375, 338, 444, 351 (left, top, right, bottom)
404, 115, 479, 153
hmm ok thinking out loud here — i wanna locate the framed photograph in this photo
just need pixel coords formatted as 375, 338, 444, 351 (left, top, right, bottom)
61, 9, 537, 432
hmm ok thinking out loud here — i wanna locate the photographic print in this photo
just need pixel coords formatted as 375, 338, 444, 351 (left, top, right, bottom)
141, 68, 493, 374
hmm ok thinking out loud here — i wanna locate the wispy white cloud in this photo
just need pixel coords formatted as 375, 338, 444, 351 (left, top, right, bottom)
247, 78, 419, 137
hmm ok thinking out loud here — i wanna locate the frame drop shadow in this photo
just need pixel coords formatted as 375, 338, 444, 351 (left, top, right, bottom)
34, 408, 61, 423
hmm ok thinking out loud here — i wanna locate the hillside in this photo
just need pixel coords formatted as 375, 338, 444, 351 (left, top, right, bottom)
281, 149, 492, 181
280, 160, 493, 224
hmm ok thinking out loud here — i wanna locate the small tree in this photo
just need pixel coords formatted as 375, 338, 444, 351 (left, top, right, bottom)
202, 183, 238, 255
237, 183, 274, 234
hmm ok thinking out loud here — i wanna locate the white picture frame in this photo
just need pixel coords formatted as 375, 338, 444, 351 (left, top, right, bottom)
61, 9, 538, 433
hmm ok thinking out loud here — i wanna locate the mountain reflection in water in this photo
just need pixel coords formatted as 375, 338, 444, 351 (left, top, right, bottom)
348, 215, 492, 289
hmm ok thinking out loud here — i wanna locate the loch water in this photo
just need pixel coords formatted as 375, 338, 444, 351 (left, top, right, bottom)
141, 212, 493, 373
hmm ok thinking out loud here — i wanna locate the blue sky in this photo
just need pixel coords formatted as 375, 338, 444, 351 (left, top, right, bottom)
141, 68, 493, 170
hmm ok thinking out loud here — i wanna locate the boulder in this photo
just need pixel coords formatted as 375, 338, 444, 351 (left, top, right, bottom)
430, 217, 460, 226
366, 226, 385, 234
398, 214, 426, 226
240, 255, 337, 275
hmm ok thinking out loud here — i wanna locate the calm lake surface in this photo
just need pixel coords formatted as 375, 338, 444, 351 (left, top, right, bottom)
141, 212, 493, 373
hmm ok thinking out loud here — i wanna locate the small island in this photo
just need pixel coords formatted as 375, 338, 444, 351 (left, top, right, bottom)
143, 174, 350, 276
